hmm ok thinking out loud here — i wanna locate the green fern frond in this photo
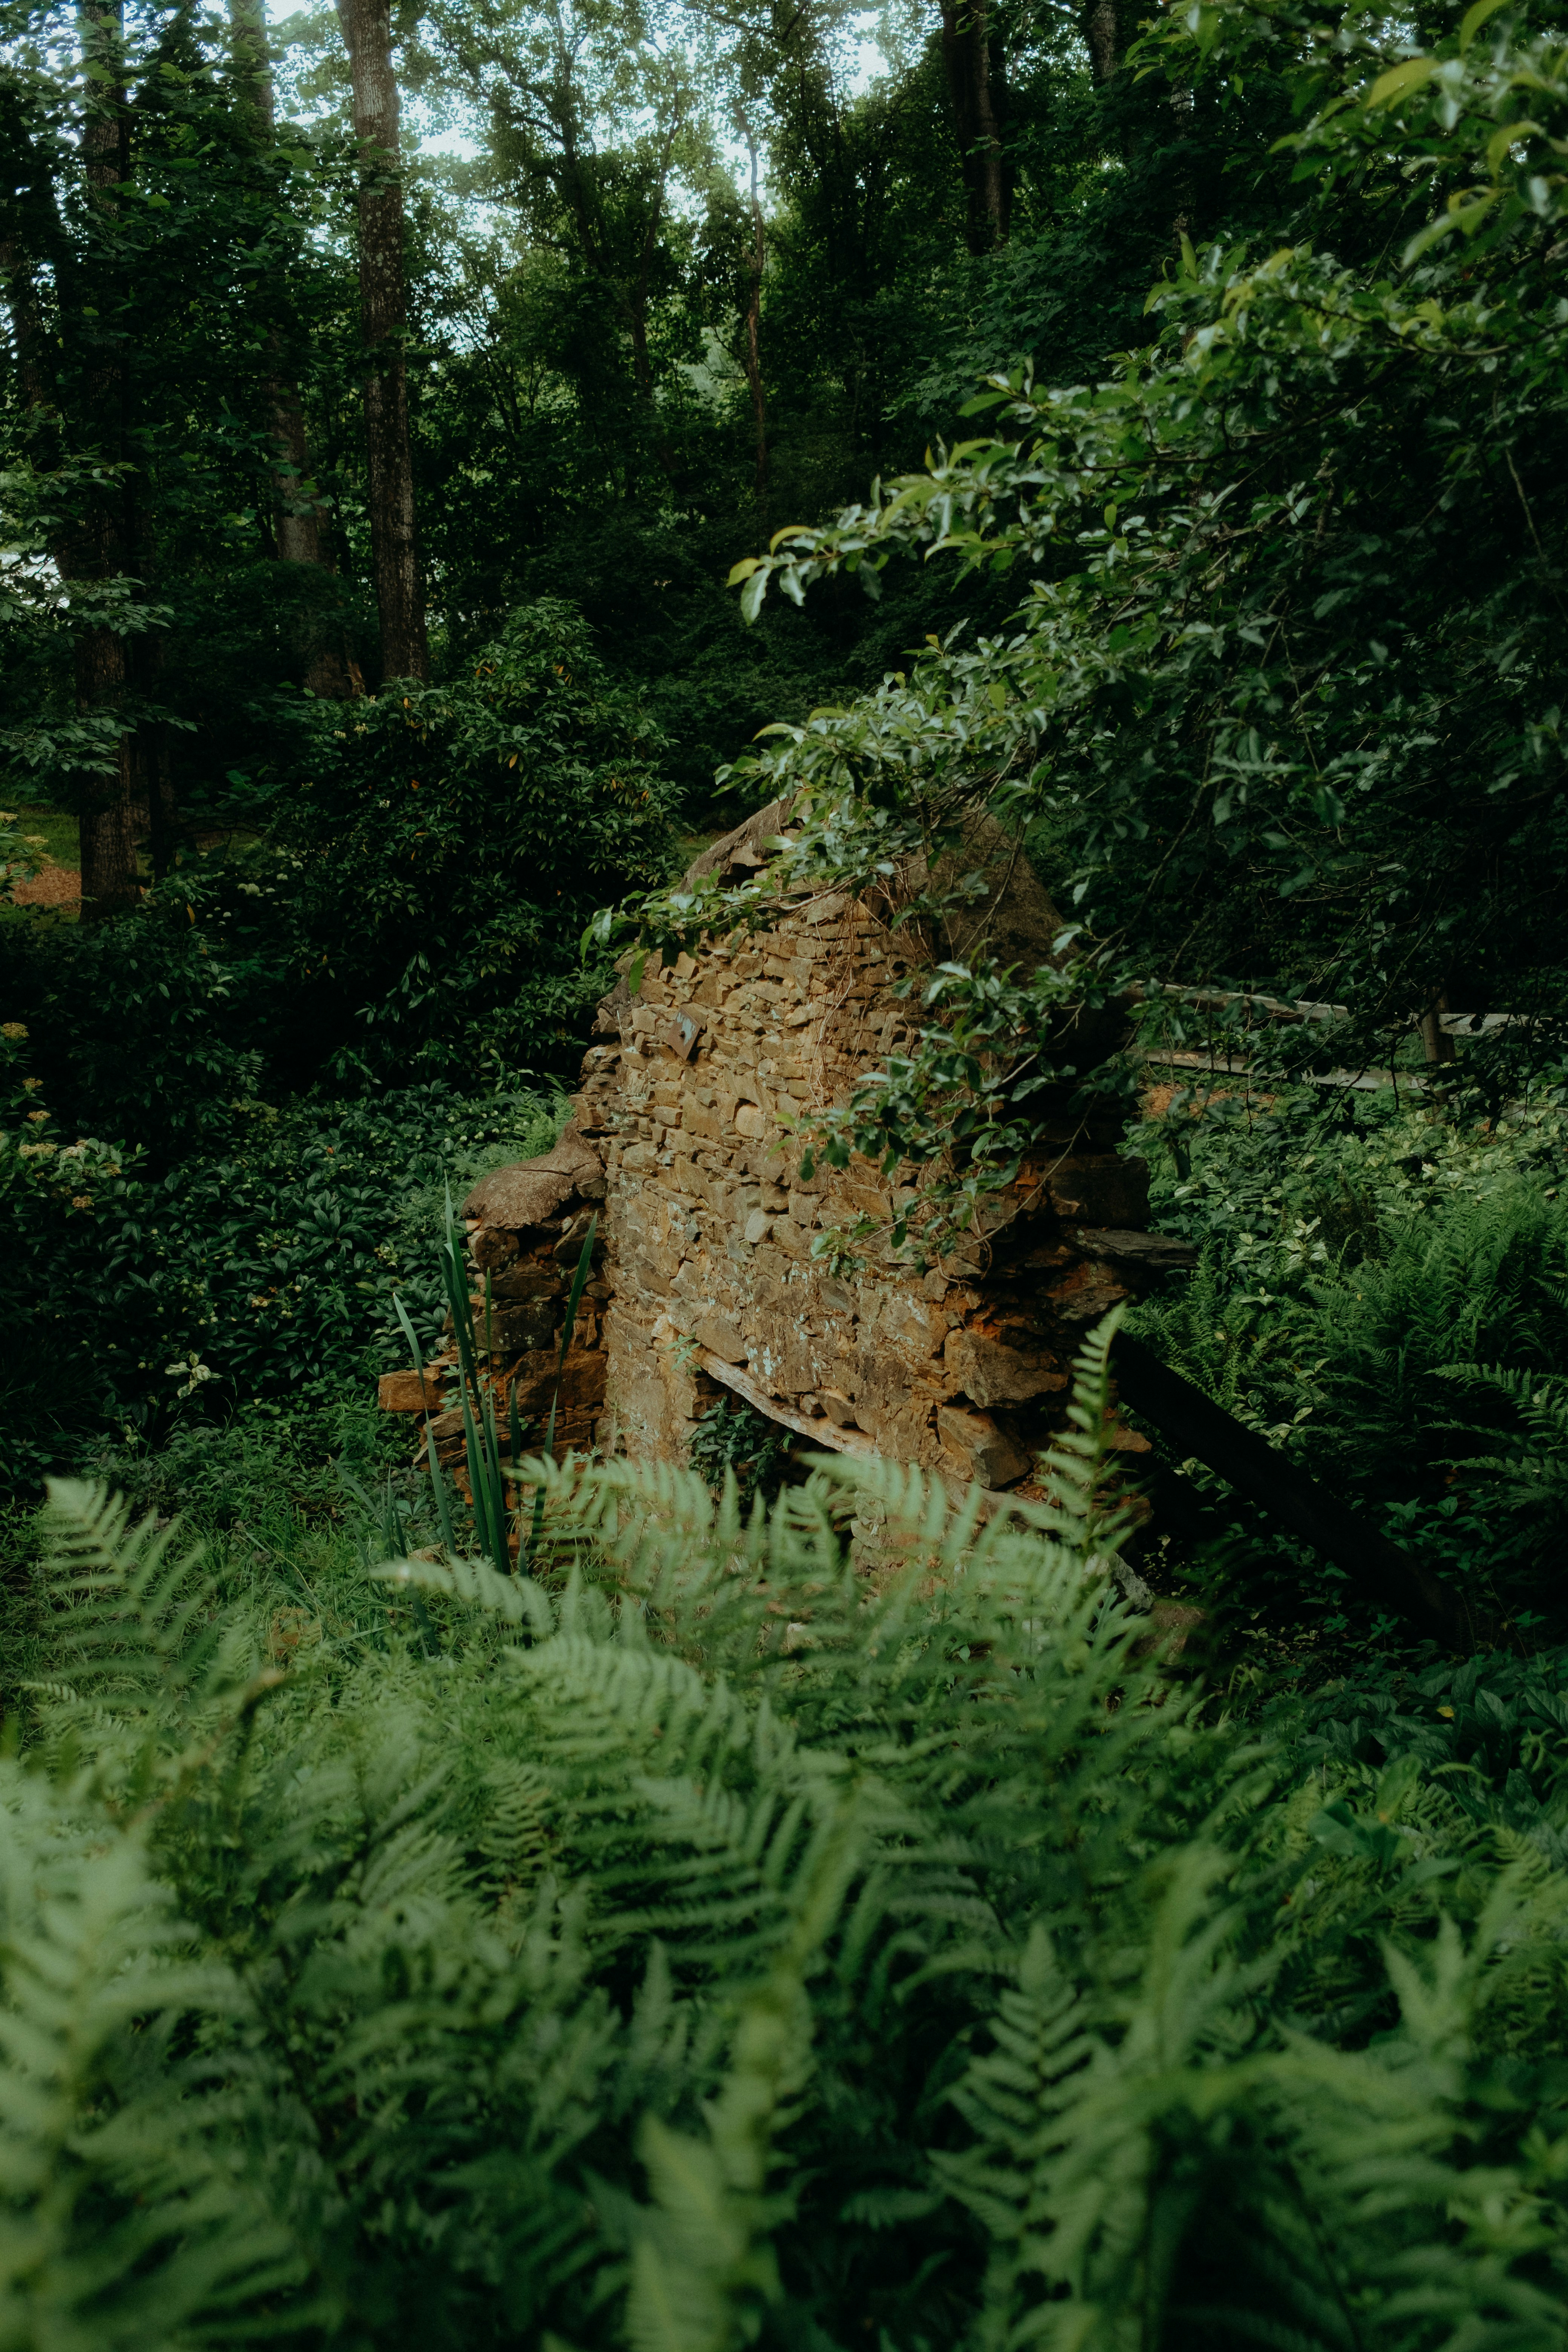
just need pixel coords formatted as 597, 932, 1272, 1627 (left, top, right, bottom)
0, 1762, 306, 2345
375, 1549, 556, 1633
32, 1478, 234, 1729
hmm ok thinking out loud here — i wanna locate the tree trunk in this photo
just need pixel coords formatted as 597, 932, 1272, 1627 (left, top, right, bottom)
1083, 0, 1119, 86
230, 0, 351, 697
74, 0, 141, 920
1419, 991, 1458, 1064
335, 0, 428, 684
736, 112, 768, 510
939, 0, 1011, 255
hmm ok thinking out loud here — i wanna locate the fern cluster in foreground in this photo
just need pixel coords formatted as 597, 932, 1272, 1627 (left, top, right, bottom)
3, 1321, 1567, 2351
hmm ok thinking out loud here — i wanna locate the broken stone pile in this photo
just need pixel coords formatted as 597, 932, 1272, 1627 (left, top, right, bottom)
380, 808, 1191, 1494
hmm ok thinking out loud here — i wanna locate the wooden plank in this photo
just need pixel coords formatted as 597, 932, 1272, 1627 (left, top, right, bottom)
695, 1349, 881, 1458
1111, 1332, 1482, 1649
1139, 1049, 1427, 1094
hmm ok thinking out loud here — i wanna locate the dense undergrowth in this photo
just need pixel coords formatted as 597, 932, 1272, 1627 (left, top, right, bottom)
0, 1012, 567, 1495
1125, 1076, 1568, 1653
4, 1326, 1568, 2352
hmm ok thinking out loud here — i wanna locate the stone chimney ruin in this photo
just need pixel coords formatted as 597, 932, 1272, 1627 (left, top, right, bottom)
382, 813, 1191, 1497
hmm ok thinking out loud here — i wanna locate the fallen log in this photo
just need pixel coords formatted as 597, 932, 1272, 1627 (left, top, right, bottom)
1111, 1330, 1484, 1651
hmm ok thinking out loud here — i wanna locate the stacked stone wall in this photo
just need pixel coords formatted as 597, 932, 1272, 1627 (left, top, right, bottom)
381, 843, 1191, 1499
564, 884, 1182, 1492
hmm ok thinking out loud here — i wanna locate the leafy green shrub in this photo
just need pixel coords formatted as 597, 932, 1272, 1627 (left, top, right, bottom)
0, 885, 270, 1159
0, 1019, 565, 1491
687, 1396, 795, 1511
5, 1323, 1568, 2350
279, 597, 680, 1084
1127, 1086, 1568, 1633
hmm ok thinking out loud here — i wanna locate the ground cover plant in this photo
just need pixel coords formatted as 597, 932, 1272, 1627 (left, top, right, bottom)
1118, 1073, 1568, 1654
5, 1325, 1568, 2352
0, 1009, 567, 1495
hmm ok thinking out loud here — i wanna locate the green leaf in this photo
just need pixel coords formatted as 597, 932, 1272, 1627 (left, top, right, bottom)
1458, 0, 1510, 51
1366, 55, 1435, 108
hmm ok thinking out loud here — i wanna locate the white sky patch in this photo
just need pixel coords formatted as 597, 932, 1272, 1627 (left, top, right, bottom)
261, 0, 890, 183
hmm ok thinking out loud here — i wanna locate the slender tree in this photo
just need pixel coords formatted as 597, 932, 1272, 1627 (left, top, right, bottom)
72, 0, 141, 917
447, 0, 688, 414
1082, 0, 1118, 87
335, 0, 429, 682
735, 106, 767, 509
229, 0, 351, 697
939, 0, 1011, 252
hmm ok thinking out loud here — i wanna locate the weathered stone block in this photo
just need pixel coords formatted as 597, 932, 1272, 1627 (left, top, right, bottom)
475, 1297, 557, 1355
488, 1262, 564, 1303
694, 1313, 747, 1364
944, 1328, 1068, 1410
378, 1369, 448, 1413
937, 1406, 1032, 1488
470, 1225, 519, 1271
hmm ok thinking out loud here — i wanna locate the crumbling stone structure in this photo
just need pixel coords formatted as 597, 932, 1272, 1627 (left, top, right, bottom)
382, 811, 1190, 1498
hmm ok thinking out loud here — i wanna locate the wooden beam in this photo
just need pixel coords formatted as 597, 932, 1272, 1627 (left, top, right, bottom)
1110, 1331, 1484, 1650
695, 1349, 880, 1458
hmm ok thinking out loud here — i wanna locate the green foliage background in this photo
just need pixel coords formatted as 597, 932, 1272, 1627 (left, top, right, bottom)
1, 23, 1567, 2340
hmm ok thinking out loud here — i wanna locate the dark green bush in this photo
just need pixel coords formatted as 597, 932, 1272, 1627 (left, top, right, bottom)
0, 1019, 564, 1493
1126, 1083, 1568, 1634
0, 886, 269, 1159
278, 597, 680, 1084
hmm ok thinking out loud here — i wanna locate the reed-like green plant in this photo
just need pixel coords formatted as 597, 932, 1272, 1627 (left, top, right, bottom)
395, 1193, 598, 1570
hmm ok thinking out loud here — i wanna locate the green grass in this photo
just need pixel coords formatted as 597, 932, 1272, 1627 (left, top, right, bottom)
8, 802, 78, 864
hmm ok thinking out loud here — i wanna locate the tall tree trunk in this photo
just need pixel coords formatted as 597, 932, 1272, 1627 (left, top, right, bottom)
736, 113, 768, 512
1083, 0, 1119, 86
940, 0, 1011, 255
1419, 991, 1458, 1065
335, 0, 428, 684
74, 0, 140, 920
230, 0, 350, 697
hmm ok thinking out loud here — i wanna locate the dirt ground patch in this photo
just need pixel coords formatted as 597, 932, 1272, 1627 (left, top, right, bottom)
11, 865, 82, 908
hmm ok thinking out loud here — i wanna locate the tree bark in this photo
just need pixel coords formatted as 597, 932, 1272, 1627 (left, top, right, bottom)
735, 111, 768, 511
335, 0, 428, 684
230, 0, 350, 697
940, 0, 1011, 255
1083, 0, 1119, 87
1419, 991, 1458, 1064
74, 0, 141, 919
